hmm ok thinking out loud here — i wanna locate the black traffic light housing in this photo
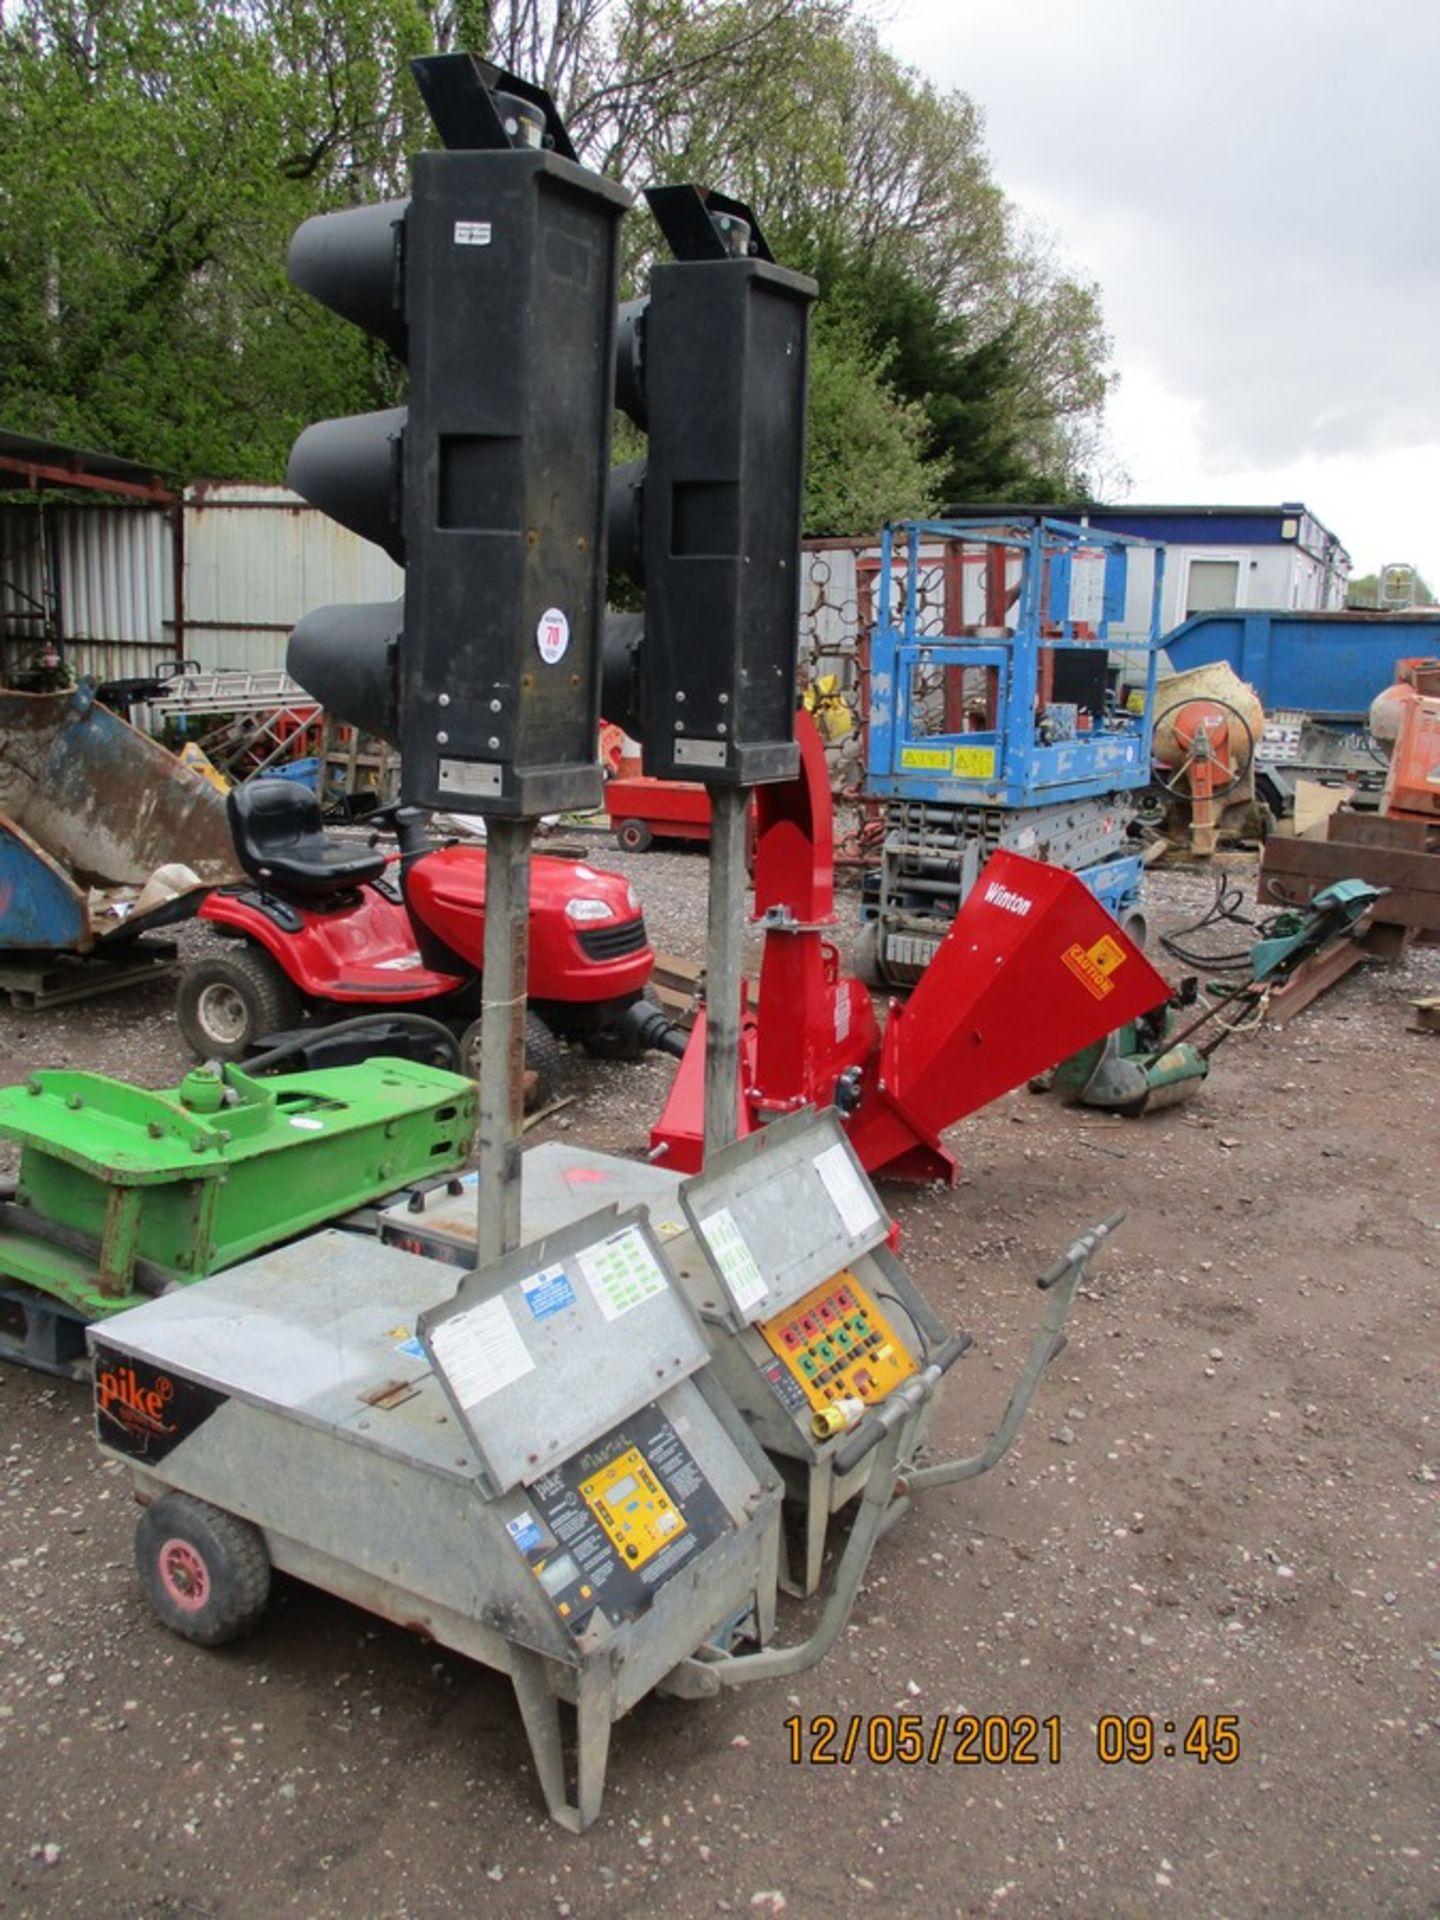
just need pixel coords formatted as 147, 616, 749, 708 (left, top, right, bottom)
609, 187, 817, 786
285, 54, 631, 817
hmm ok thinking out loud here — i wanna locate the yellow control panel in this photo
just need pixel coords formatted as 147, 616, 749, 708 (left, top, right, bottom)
758, 1270, 918, 1414
579, 1445, 688, 1570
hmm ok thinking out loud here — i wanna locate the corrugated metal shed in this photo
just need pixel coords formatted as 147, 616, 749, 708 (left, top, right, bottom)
184, 483, 402, 674
0, 504, 172, 683
0, 471, 403, 685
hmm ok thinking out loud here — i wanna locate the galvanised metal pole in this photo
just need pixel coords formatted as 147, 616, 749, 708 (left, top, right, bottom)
703, 784, 750, 1159
476, 815, 533, 1266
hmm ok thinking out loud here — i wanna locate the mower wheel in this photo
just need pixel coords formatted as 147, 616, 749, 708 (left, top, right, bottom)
459, 1008, 564, 1112
615, 818, 653, 854
851, 918, 885, 990
177, 948, 303, 1061
135, 1493, 271, 1647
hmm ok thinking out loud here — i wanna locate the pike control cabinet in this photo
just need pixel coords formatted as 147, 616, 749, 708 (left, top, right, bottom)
378, 1115, 955, 1599
93, 1113, 1108, 1829
90, 1220, 781, 1833
863, 517, 1164, 986
671, 1112, 949, 1595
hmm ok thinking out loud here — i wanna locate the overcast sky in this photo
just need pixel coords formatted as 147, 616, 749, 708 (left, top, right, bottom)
878, 0, 1440, 586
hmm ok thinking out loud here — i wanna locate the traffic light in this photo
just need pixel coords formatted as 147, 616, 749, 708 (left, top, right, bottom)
606, 187, 817, 786
286, 54, 631, 816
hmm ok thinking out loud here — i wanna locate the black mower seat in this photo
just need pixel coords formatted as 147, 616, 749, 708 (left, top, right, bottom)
227, 779, 387, 900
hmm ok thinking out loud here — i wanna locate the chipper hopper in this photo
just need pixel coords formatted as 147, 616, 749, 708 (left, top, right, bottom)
652, 714, 1173, 1183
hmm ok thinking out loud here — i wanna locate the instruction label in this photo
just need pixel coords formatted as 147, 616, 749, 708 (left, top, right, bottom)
951, 744, 997, 778
813, 1142, 881, 1240
427, 1294, 534, 1411
505, 1509, 545, 1554
900, 746, 951, 772
577, 1224, 669, 1321
1068, 550, 1106, 627
699, 1206, 768, 1316
899, 744, 997, 778
521, 1263, 577, 1322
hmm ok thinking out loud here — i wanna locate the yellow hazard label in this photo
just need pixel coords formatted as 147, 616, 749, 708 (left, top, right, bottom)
1061, 934, 1127, 999
951, 745, 997, 777
900, 746, 953, 771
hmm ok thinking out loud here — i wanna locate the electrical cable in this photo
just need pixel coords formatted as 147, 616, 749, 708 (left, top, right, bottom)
1159, 873, 1262, 971
874, 1288, 932, 1364
238, 1013, 463, 1076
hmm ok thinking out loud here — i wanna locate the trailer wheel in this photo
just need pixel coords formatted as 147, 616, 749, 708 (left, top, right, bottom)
177, 949, 303, 1061
135, 1493, 271, 1647
616, 818, 653, 854
459, 1009, 563, 1112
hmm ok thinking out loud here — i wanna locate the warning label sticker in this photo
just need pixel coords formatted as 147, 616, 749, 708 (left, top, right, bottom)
951, 744, 997, 778
1061, 934, 1127, 999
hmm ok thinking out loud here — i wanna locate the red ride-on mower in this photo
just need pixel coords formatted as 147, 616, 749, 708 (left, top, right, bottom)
177, 781, 678, 1107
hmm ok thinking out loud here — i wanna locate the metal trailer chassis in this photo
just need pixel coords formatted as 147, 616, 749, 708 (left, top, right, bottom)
92, 1120, 1117, 1831
91, 1227, 782, 1833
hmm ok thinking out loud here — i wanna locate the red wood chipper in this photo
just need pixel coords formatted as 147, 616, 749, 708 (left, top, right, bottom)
651, 713, 1173, 1181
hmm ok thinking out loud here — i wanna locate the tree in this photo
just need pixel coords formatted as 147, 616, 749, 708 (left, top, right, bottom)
803, 310, 942, 535
0, 0, 433, 478
0, 0, 1117, 527
1347, 568, 1436, 609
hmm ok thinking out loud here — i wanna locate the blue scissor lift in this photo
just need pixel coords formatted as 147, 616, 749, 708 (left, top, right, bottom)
859, 517, 1164, 986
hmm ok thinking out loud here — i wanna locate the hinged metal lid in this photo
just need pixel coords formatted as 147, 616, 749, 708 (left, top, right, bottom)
416, 1204, 709, 1496
677, 1109, 889, 1327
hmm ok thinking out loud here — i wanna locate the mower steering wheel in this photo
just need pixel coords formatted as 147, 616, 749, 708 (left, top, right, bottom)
1153, 696, 1256, 802
364, 801, 432, 844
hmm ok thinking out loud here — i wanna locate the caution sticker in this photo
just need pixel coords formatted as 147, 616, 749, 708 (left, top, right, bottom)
899, 746, 951, 771
1061, 934, 1127, 999
951, 744, 996, 777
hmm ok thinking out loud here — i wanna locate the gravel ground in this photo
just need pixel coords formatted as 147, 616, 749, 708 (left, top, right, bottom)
0, 842, 1436, 1919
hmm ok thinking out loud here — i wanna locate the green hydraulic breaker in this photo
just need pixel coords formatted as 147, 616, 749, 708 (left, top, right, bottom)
0, 1059, 475, 1318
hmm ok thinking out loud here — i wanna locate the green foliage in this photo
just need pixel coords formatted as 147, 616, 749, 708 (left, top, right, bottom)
0, 0, 432, 480
0, 0, 1116, 526
1347, 569, 1435, 608
803, 311, 943, 536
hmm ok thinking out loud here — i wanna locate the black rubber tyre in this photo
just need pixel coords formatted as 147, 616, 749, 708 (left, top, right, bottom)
459, 1008, 564, 1112
135, 1493, 271, 1647
616, 818, 653, 853
851, 918, 885, 990
177, 948, 303, 1061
